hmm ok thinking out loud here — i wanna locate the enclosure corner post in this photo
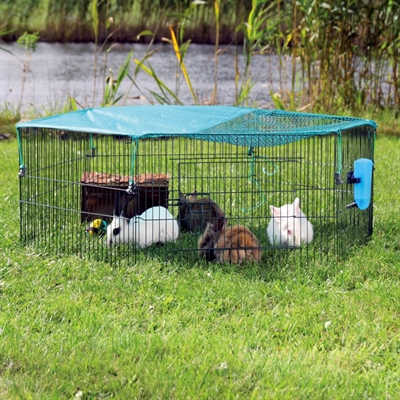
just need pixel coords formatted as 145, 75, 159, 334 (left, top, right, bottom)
16, 127, 26, 178
127, 138, 139, 194
334, 131, 343, 184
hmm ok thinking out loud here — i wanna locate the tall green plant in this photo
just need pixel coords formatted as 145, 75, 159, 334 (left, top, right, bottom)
102, 51, 133, 107
134, 0, 206, 105
210, 0, 220, 105
167, 0, 207, 104
280, 0, 400, 111
92, 0, 99, 106
235, 0, 273, 106
133, 58, 183, 105
16, 31, 40, 112
132, 4, 183, 105
88, 0, 134, 108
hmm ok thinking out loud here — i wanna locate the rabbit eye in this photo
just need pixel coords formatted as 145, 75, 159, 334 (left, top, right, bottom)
287, 229, 292, 235
113, 227, 121, 236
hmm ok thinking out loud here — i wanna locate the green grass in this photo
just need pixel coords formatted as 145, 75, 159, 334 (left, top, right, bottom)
0, 104, 20, 136
1, 136, 399, 399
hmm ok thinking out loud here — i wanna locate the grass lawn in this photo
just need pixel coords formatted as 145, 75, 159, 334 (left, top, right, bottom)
0, 134, 399, 399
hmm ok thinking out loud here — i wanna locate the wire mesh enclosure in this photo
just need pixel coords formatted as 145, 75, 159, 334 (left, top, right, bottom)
17, 106, 376, 266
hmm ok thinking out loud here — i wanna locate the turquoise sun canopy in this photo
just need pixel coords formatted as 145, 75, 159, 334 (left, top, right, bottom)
16, 105, 377, 146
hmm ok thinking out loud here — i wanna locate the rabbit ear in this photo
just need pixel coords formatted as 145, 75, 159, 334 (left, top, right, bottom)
293, 198, 300, 216
114, 191, 128, 216
270, 205, 281, 223
215, 217, 226, 232
188, 190, 198, 201
178, 191, 186, 203
114, 190, 136, 217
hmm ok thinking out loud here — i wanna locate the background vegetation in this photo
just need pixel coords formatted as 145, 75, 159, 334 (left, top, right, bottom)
0, 0, 248, 43
1, 0, 399, 112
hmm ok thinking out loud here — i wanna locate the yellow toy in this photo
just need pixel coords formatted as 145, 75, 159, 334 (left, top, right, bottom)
86, 219, 108, 237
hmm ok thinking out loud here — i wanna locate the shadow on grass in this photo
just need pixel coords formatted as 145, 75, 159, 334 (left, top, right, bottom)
16, 210, 379, 287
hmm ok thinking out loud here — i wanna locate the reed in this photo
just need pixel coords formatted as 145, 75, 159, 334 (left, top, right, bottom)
15, 32, 40, 112
275, 0, 400, 111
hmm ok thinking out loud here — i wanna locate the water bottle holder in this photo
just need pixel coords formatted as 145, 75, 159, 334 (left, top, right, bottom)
347, 171, 361, 184
345, 172, 361, 208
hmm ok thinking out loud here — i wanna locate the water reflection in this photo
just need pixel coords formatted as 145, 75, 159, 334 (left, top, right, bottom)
1, 42, 287, 111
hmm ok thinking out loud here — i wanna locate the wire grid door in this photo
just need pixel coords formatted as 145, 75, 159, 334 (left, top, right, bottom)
18, 126, 374, 265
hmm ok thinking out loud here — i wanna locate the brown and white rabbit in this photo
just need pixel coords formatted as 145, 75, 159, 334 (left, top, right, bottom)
198, 217, 262, 264
178, 191, 225, 235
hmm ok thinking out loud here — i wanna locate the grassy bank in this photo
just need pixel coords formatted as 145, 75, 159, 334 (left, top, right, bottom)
1, 133, 399, 398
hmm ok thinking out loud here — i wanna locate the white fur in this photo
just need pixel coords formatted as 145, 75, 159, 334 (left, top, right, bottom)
107, 206, 180, 247
267, 197, 313, 247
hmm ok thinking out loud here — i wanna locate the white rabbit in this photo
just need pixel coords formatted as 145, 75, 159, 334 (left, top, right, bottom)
267, 197, 313, 247
107, 206, 179, 248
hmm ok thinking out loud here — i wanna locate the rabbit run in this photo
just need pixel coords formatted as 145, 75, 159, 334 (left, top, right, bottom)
178, 191, 225, 235
267, 197, 313, 248
107, 206, 179, 248
198, 217, 262, 264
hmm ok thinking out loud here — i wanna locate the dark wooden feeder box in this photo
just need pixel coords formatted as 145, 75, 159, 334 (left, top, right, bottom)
80, 172, 170, 222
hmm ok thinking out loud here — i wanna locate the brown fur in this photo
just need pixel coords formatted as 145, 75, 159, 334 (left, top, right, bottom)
198, 219, 220, 261
178, 191, 225, 235
198, 218, 262, 264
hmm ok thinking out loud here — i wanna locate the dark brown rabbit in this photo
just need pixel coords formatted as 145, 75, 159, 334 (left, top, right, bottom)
178, 191, 225, 235
198, 217, 262, 264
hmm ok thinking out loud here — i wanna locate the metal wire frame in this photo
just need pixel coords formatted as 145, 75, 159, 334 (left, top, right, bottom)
18, 124, 375, 266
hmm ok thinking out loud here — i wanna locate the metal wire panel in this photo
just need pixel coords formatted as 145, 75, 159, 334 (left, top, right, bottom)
18, 121, 375, 266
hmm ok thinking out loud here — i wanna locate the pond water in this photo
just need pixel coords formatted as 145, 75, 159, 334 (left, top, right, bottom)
1, 42, 292, 111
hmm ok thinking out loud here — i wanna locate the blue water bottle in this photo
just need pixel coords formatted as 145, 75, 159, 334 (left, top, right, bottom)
354, 158, 374, 210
